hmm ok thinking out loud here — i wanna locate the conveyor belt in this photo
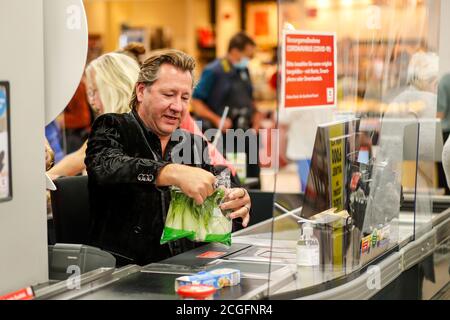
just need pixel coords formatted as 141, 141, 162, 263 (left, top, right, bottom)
35, 199, 450, 300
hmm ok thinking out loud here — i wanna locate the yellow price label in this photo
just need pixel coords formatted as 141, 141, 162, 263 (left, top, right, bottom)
329, 124, 344, 211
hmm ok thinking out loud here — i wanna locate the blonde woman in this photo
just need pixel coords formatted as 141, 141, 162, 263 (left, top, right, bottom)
47, 53, 140, 179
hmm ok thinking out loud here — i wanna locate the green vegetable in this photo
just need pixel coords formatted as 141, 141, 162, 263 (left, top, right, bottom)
160, 188, 232, 246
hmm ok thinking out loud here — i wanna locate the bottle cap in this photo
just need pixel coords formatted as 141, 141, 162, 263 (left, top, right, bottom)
302, 222, 314, 237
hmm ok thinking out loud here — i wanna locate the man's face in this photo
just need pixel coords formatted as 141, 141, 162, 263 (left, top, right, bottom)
136, 63, 193, 137
229, 44, 255, 65
243, 44, 256, 60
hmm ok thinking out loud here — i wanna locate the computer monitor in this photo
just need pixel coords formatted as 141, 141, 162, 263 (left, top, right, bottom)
0, 81, 12, 202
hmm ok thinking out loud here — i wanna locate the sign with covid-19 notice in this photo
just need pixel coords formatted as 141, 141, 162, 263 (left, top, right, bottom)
282, 30, 337, 110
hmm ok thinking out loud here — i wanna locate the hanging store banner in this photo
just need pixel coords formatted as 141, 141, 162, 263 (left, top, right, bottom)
281, 30, 337, 110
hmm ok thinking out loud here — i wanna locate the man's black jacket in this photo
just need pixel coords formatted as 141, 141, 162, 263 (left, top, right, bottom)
85, 110, 218, 266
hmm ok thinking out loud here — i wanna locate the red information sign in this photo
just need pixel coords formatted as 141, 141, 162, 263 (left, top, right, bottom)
282, 31, 336, 109
0, 287, 34, 300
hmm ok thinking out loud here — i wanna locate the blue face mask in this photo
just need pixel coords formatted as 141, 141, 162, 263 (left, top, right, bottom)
233, 57, 250, 69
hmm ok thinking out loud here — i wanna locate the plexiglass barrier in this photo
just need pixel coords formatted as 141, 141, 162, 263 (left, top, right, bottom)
266, 0, 441, 298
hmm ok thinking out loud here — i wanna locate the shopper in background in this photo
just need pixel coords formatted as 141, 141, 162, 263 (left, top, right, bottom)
437, 73, 450, 194
85, 49, 251, 266
192, 32, 263, 180
390, 51, 440, 161
116, 42, 146, 66
47, 52, 140, 179
370, 51, 439, 228
61, 78, 93, 154
389, 51, 439, 159
391, 51, 439, 117
48, 42, 145, 179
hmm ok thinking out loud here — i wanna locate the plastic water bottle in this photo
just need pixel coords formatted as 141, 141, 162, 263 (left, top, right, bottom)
296, 223, 320, 266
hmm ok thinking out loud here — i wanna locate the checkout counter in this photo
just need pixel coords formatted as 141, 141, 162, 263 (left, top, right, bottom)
33, 195, 450, 300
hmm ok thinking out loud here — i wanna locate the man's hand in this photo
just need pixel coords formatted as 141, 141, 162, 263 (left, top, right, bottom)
157, 164, 216, 205
219, 188, 251, 227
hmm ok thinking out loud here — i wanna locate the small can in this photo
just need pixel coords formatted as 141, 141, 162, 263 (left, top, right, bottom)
176, 284, 216, 300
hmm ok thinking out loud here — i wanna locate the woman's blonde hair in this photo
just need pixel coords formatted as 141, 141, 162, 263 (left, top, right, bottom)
86, 52, 140, 114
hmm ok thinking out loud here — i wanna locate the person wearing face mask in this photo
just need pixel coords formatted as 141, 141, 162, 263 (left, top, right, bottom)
192, 32, 263, 180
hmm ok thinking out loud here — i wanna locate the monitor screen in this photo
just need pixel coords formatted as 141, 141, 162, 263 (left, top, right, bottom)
0, 81, 12, 202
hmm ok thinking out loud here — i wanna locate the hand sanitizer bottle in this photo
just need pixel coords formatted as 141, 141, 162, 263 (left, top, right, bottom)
297, 223, 320, 266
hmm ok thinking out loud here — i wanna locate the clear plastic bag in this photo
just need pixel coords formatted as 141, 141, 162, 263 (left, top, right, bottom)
160, 169, 232, 246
